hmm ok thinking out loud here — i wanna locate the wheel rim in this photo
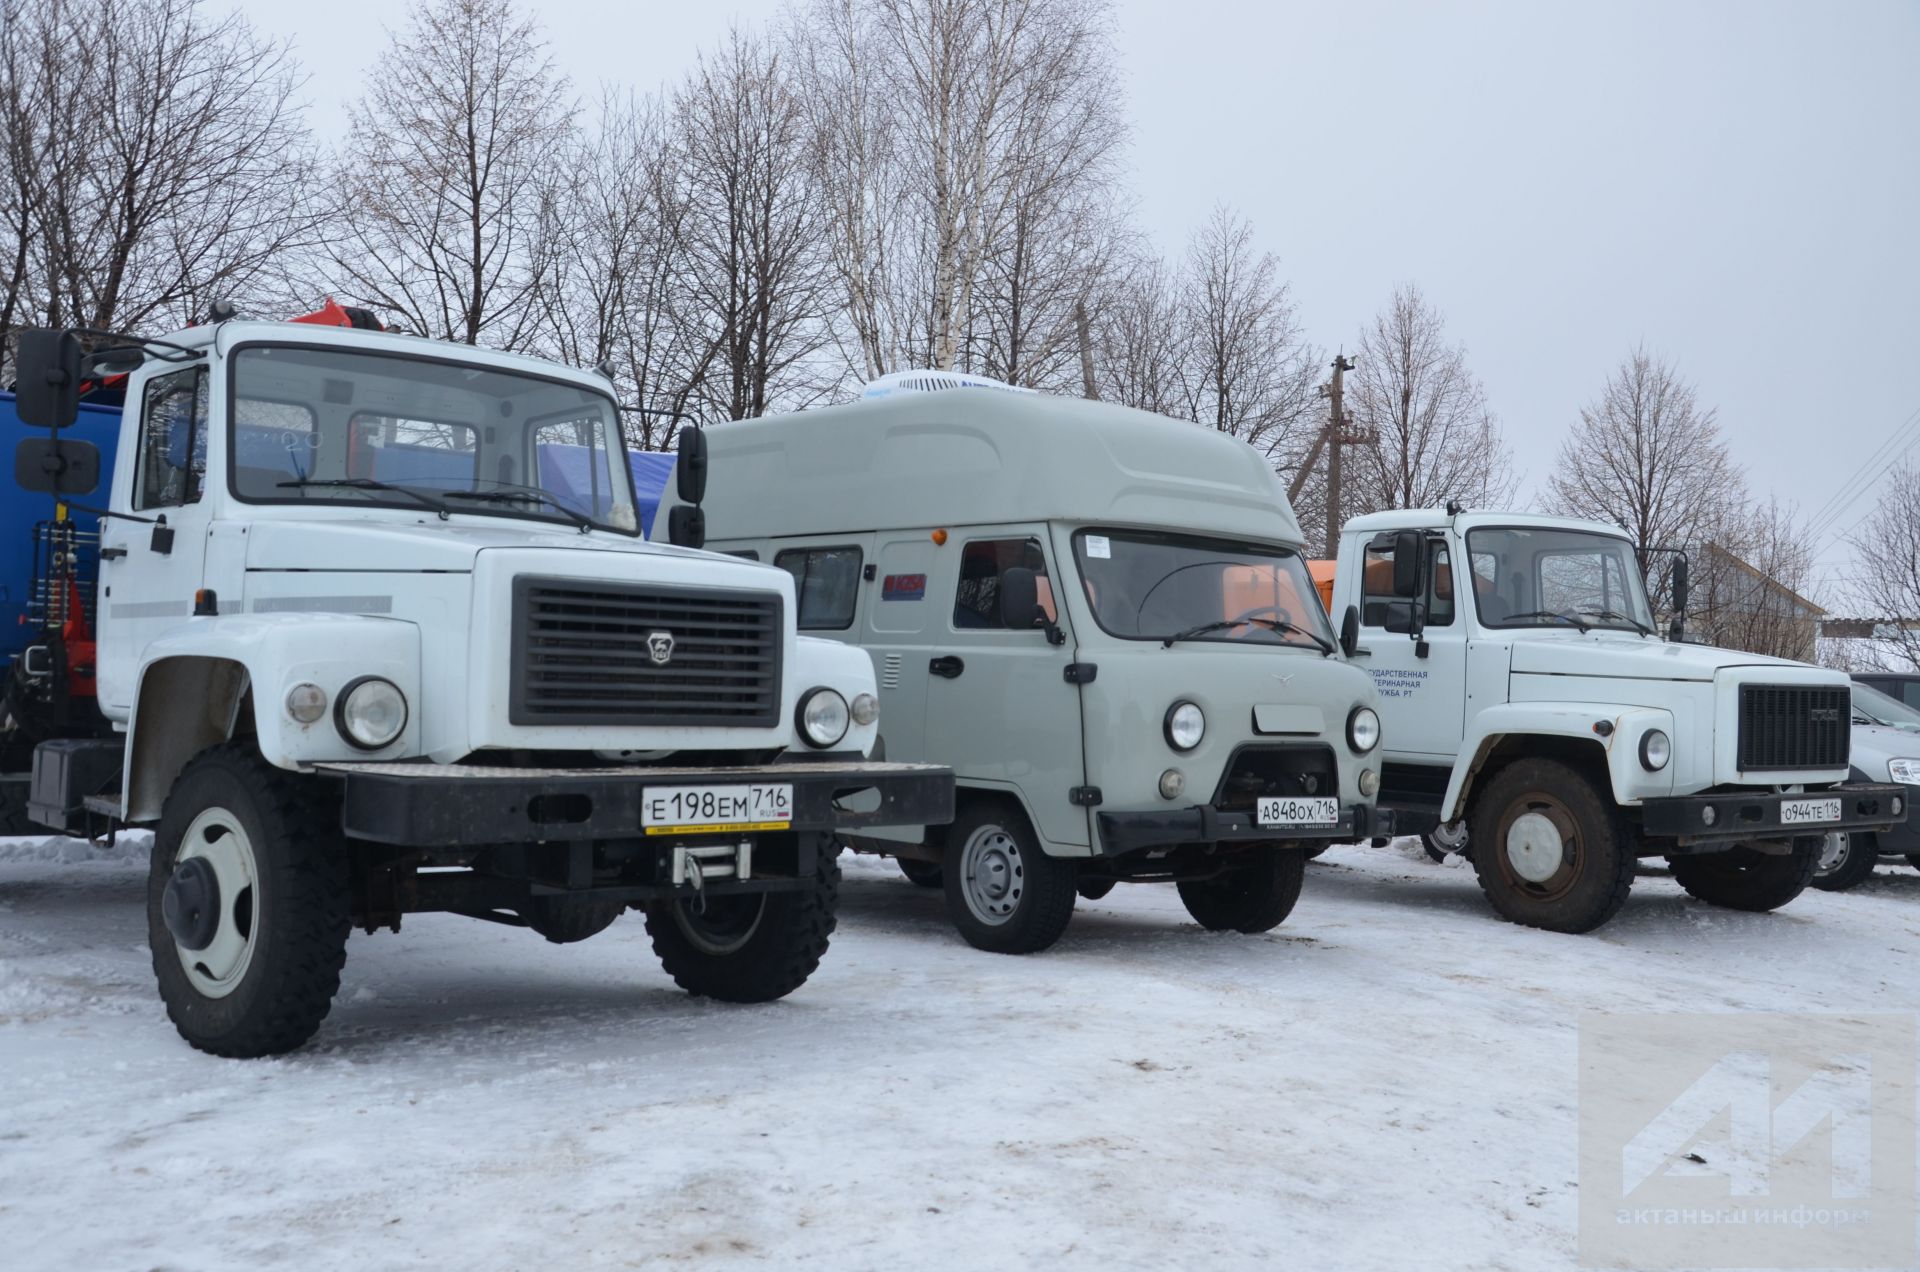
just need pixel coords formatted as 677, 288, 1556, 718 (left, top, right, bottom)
1431, 821, 1470, 852
172, 806, 260, 999
672, 893, 766, 956
1495, 794, 1582, 898
1815, 832, 1850, 875
960, 823, 1023, 926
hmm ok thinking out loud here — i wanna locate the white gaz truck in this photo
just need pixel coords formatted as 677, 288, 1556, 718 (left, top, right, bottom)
1322, 507, 1901, 932
3, 309, 952, 1057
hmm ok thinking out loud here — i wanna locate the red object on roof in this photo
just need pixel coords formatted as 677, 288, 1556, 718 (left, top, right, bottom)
289, 298, 385, 331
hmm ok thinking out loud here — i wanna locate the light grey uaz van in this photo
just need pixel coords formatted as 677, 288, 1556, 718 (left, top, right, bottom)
667, 388, 1384, 953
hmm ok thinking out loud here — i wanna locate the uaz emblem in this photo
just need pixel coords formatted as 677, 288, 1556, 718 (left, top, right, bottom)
647, 631, 675, 665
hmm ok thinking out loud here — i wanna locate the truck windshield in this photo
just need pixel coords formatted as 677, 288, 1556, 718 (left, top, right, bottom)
1463, 526, 1655, 633
1072, 528, 1333, 651
228, 345, 638, 534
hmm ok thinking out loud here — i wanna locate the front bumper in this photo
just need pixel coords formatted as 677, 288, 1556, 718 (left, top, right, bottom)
313, 758, 954, 847
1094, 802, 1381, 857
1639, 783, 1905, 847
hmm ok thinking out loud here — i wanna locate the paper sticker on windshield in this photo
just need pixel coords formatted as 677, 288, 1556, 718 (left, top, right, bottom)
1085, 535, 1111, 559
882, 573, 926, 601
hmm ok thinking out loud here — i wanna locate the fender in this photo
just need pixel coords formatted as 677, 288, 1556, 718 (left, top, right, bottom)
122, 614, 421, 822
1442, 702, 1676, 823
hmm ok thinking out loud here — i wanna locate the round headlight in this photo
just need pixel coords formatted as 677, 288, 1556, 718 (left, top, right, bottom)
335, 677, 407, 750
286, 682, 327, 724
1639, 729, 1671, 772
1165, 701, 1205, 751
798, 687, 850, 749
1347, 706, 1381, 754
850, 692, 879, 727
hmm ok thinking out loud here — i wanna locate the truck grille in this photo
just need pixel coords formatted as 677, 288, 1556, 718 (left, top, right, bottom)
509, 577, 782, 727
1736, 684, 1849, 772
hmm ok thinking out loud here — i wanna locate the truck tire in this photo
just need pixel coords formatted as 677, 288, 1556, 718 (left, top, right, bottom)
643, 834, 839, 1002
0, 783, 33, 836
1176, 850, 1305, 933
147, 744, 351, 1058
1076, 877, 1116, 901
1668, 840, 1818, 912
1907, 853, 1920, 873
1810, 831, 1879, 893
1423, 821, 1470, 863
898, 858, 943, 888
1467, 759, 1635, 934
941, 800, 1076, 954
521, 895, 626, 944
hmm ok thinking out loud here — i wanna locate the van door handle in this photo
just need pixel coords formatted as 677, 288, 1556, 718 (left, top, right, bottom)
99, 547, 128, 561
929, 655, 965, 679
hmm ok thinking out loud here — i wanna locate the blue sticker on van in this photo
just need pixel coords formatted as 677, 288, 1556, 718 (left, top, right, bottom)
882, 573, 927, 601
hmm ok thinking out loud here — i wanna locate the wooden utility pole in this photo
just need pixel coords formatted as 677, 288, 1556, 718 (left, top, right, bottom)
1075, 299, 1098, 400
1287, 354, 1369, 556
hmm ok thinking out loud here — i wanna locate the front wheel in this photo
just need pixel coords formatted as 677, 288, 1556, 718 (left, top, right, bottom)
1176, 851, 1306, 933
1467, 759, 1634, 934
643, 834, 839, 1002
1422, 821, 1469, 863
942, 801, 1076, 954
1667, 840, 1818, 912
1810, 831, 1879, 893
147, 744, 351, 1058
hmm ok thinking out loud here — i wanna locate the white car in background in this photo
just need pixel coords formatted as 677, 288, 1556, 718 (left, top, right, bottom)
1812, 681, 1920, 891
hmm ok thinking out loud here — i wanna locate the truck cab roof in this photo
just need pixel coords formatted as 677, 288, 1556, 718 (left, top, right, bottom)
1342, 508, 1630, 541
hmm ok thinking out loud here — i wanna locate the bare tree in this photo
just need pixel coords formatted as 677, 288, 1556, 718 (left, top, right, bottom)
1093, 255, 1186, 416
1, 0, 317, 338
1546, 345, 1738, 598
1691, 498, 1820, 660
1846, 461, 1920, 671
1345, 284, 1513, 514
330, 0, 572, 349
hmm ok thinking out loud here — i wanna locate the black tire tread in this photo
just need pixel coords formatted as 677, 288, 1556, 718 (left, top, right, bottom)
643, 838, 839, 1002
1810, 832, 1879, 893
1669, 840, 1818, 912
148, 743, 350, 1058
1176, 851, 1306, 933
522, 895, 627, 944
941, 799, 1076, 954
1467, 758, 1635, 934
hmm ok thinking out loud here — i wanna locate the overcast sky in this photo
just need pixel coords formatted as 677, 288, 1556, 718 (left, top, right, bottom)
235, 0, 1919, 594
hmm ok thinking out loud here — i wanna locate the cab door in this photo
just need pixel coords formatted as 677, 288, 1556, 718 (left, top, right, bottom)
1352, 533, 1468, 760
96, 365, 214, 714
924, 527, 1087, 849
862, 533, 941, 769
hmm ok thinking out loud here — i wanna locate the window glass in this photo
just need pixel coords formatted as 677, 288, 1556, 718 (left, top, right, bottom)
136, 367, 209, 510
775, 546, 862, 630
954, 537, 1055, 630
1073, 529, 1330, 649
1359, 535, 1454, 629
1463, 526, 1654, 631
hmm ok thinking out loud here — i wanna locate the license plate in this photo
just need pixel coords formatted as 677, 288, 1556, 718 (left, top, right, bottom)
1257, 796, 1339, 828
642, 784, 793, 835
1780, 797, 1842, 826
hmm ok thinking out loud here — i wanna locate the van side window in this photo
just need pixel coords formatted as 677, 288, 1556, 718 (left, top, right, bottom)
774, 546, 862, 630
136, 367, 209, 510
1360, 536, 1454, 628
953, 537, 1056, 630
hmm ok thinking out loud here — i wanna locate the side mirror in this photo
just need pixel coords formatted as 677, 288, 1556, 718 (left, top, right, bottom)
13, 328, 83, 429
1391, 530, 1423, 597
667, 503, 705, 550
999, 567, 1044, 629
1670, 555, 1689, 616
1339, 605, 1361, 657
675, 426, 707, 505
1381, 601, 1415, 634
14, 437, 100, 495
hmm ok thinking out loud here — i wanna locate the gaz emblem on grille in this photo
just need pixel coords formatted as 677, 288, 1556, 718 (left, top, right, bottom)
647, 631, 675, 665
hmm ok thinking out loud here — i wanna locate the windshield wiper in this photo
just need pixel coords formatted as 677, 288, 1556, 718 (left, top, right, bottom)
1503, 609, 1590, 633
1162, 617, 1334, 655
1585, 608, 1652, 636
442, 486, 595, 533
276, 476, 451, 520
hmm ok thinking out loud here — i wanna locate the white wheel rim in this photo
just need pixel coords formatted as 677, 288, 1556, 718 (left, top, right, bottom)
174, 806, 260, 999
1431, 821, 1470, 851
1815, 832, 1850, 875
960, 824, 1023, 926
1504, 810, 1566, 884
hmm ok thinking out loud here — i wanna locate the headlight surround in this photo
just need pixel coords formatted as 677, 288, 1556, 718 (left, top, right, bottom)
797, 687, 850, 749
335, 676, 407, 750
1888, 758, 1920, 785
1164, 700, 1205, 751
1347, 706, 1381, 754
285, 682, 327, 724
1639, 729, 1671, 772
850, 692, 879, 727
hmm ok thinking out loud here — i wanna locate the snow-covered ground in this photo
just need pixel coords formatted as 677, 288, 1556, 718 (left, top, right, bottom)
2, 834, 1917, 1271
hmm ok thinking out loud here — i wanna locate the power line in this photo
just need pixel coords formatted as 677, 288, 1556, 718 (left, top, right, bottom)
1803, 403, 1920, 543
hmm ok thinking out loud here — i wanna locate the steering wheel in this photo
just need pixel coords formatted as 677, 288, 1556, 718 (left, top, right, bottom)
1228, 604, 1294, 631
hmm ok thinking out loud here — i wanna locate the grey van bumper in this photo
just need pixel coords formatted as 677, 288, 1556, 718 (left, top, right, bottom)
1094, 802, 1382, 857
1639, 783, 1904, 847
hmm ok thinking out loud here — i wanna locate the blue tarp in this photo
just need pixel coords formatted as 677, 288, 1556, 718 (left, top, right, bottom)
2, 391, 122, 658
